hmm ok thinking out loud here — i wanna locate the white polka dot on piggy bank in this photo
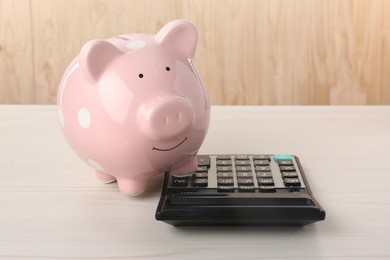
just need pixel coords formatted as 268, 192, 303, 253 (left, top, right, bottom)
126, 40, 146, 49
77, 108, 91, 128
57, 20, 210, 195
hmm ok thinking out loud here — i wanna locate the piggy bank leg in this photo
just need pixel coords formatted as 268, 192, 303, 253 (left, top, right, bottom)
171, 156, 198, 176
96, 170, 117, 184
117, 178, 148, 196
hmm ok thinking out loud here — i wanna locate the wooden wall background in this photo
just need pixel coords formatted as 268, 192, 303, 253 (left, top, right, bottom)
0, 0, 390, 105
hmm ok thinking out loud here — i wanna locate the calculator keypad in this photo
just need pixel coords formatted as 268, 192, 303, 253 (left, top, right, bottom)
170, 155, 305, 192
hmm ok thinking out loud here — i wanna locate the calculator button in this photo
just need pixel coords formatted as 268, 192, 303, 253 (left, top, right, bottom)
274, 154, 293, 162
238, 178, 254, 185
218, 185, 235, 192
192, 178, 208, 187
238, 185, 255, 192
217, 160, 232, 166
277, 160, 293, 166
236, 166, 252, 172
256, 171, 273, 178
197, 155, 210, 167
235, 155, 250, 160
216, 155, 231, 160
253, 155, 271, 161
217, 172, 234, 178
235, 160, 251, 166
197, 166, 208, 172
193, 172, 208, 178
258, 178, 274, 185
217, 166, 233, 172
237, 172, 253, 178
259, 185, 276, 192
254, 160, 270, 166
281, 171, 298, 178
279, 165, 296, 172
218, 178, 234, 185
172, 176, 189, 187
255, 166, 271, 172
284, 178, 301, 186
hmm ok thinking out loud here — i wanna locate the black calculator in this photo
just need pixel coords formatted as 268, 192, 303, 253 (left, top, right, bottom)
155, 154, 325, 225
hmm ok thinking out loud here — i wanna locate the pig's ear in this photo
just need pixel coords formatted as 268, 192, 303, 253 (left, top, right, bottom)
79, 40, 122, 82
154, 20, 198, 58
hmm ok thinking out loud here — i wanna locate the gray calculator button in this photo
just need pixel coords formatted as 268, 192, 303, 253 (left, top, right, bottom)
254, 160, 270, 166
217, 160, 232, 166
258, 178, 274, 185
284, 178, 301, 186
238, 178, 254, 185
253, 155, 271, 161
197, 155, 210, 167
278, 160, 293, 166
193, 172, 208, 178
235, 160, 251, 166
256, 171, 273, 178
218, 178, 234, 185
217, 166, 233, 172
216, 155, 231, 160
217, 172, 234, 178
282, 171, 298, 178
235, 155, 250, 160
237, 172, 253, 178
279, 165, 296, 172
197, 166, 208, 172
255, 166, 271, 172
236, 166, 252, 172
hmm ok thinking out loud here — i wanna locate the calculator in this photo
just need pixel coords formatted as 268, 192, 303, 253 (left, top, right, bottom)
155, 154, 326, 225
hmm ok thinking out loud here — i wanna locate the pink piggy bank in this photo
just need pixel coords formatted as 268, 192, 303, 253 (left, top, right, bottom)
57, 20, 210, 195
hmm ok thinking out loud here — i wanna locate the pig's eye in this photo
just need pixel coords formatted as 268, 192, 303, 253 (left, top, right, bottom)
165, 67, 170, 71
138, 73, 144, 78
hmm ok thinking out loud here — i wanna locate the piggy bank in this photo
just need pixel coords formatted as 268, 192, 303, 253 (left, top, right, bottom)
57, 20, 210, 195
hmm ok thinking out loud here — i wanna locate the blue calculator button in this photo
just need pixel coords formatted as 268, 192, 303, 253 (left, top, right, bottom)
274, 154, 293, 162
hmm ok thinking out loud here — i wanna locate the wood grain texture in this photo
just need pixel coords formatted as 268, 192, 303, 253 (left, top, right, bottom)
0, 0, 34, 103
1, 0, 390, 105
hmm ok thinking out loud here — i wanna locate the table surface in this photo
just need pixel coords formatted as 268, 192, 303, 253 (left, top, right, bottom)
1, 105, 389, 260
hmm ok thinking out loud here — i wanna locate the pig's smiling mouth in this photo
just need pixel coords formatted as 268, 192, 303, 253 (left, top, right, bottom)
152, 138, 188, 152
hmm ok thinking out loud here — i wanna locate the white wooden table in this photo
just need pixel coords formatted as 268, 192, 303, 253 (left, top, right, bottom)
1, 105, 389, 259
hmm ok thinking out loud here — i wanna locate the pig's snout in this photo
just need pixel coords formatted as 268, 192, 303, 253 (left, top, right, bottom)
139, 96, 193, 140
